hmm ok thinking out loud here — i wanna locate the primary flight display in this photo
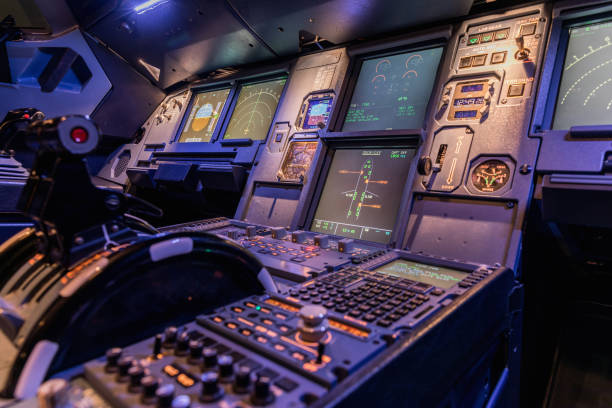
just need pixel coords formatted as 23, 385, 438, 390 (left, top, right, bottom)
310, 147, 415, 244
343, 47, 444, 131
178, 88, 230, 143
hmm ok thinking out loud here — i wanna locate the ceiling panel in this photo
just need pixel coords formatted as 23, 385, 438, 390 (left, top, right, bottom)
228, 0, 473, 55
70, 0, 276, 88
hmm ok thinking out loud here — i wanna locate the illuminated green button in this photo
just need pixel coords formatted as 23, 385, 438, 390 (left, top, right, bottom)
468, 34, 480, 45
480, 32, 493, 43
495, 29, 510, 41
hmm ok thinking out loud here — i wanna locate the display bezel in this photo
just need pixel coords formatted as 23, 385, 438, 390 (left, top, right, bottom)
301, 137, 420, 246
327, 37, 447, 135
173, 73, 288, 146
534, 11, 612, 132
174, 84, 234, 144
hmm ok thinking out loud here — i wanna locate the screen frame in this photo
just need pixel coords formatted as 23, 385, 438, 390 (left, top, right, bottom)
174, 84, 235, 144
531, 6, 612, 133
217, 74, 289, 144
300, 136, 421, 246
327, 32, 449, 136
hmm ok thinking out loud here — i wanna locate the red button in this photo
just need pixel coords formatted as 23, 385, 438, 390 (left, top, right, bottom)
70, 127, 88, 143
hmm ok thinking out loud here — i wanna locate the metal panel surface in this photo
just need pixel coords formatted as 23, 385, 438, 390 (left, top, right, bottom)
80, 0, 277, 89
228, 0, 473, 55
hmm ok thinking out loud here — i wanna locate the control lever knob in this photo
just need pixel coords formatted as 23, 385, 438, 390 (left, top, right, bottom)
226, 229, 240, 240
202, 348, 218, 369
155, 384, 175, 408
271, 227, 287, 239
337, 238, 355, 253
314, 234, 330, 249
515, 36, 530, 60
291, 230, 308, 244
417, 156, 433, 176
200, 372, 224, 402
105, 347, 122, 372
298, 305, 329, 342
153, 334, 163, 356
245, 225, 257, 238
251, 376, 275, 405
233, 365, 253, 394
218, 355, 234, 381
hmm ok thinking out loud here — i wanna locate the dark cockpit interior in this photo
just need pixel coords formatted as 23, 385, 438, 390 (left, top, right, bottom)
1, 0, 612, 407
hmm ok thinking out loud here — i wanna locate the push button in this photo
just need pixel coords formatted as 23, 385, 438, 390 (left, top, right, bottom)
459, 56, 472, 69
491, 51, 507, 64
467, 34, 480, 45
495, 29, 509, 41
480, 32, 494, 43
507, 83, 525, 97
471, 54, 487, 66
520, 23, 537, 36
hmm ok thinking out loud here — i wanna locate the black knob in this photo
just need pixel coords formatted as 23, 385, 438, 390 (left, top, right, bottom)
233, 365, 252, 394
163, 326, 178, 347
153, 334, 163, 356
117, 356, 135, 380
141, 376, 159, 400
202, 348, 217, 369
175, 331, 189, 355
417, 156, 433, 176
171, 395, 191, 408
200, 372, 223, 402
188, 340, 203, 363
128, 365, 145, 391
251, 376, 275, 405
156, 384, 175, 408
105, 347, 122, 372
218, 355, 234, 381
316, 341, 325, 364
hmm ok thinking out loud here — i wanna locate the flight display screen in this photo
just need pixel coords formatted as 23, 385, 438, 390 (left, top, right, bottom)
343, 46, 444, 131
309, 147, 415, 244
303, 98, 333, 129
553, 20, 612, 129
223, 78, 286, 140
178, 88, 230, 143
374, 259, 468, 289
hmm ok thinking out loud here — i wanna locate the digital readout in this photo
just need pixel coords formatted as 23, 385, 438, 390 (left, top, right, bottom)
454, 110, 478, 119
461, 84, 484, 93
454, 97, 484, 106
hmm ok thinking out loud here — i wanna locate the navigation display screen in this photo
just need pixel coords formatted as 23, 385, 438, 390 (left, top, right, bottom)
178, 88, 230, 143
223, 78, 286, 140
374, 259, 468, 289
553, 21, 612, 129
343, 47, 444, 131
303, 98, 333, 129
309, 147, 415, 244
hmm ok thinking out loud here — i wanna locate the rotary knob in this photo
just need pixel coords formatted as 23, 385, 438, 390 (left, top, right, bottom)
175, 331, 189, 355
188, 340, 203, 363
128, 366, 145, 392
291, 230, 308, 244
271, 227, 287, 239
156, 384, 175, 408
117, 356, 135, 381
233, 365, 252, 394
105, 347, 122, 372
163, 326, 178, 347
245, 225, 257, 238
200, 372, 224, 402
171, 395, 191, 408
218, 355, 234, 382
250, 376, 275, 406
202, 348, 218, 369
337, 238, 355, 253
417, 156, 433, 176
141, 376, 160, 402
314, 234, 330, 249
298, 305, 329, 343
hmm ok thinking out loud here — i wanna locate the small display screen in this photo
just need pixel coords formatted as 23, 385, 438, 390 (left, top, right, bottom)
461, 84, 483, 93
374, 259, 468, 289
454, 110, 478, 119
554, 20, 612, 129
178, 88, 230, 143
302, 98, 333, 129
342, 47, 444, 131
454, 97, 484, 106
223, 78, 286, 140
309, 147, 415, 244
